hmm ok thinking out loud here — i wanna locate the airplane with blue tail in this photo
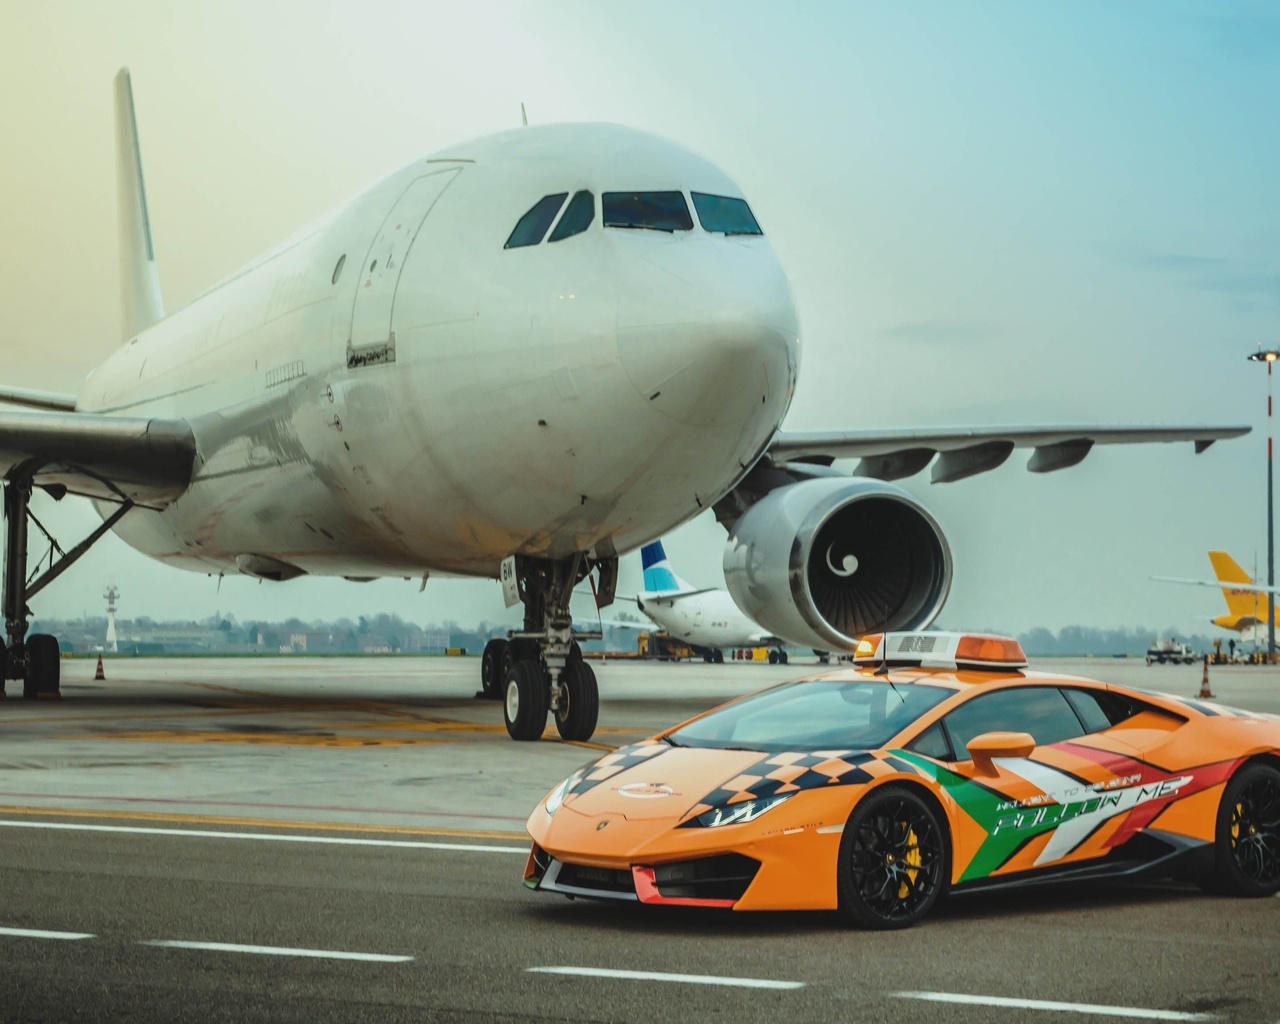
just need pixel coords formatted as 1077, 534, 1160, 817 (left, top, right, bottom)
635, 541, 789, 663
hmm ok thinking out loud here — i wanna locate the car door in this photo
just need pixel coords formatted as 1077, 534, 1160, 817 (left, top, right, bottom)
908, 685, 1149, 884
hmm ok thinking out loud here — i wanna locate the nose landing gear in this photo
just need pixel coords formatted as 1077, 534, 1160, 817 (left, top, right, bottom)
484, 554, 611, 743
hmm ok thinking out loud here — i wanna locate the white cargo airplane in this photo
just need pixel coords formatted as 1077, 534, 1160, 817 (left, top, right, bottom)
0, 70, 1247, 744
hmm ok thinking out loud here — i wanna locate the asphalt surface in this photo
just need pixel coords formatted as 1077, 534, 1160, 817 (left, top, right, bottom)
0, 654, 1275, 1022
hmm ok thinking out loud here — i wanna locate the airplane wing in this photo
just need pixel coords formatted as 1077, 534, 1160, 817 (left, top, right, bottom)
1151, 575, 1280, 596
0, 409, 197, 507
0, 386, 78, 412
768, 425, 1250, 483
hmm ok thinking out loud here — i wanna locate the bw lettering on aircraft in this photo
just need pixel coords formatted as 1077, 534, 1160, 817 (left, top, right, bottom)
0, 70, 1248, 741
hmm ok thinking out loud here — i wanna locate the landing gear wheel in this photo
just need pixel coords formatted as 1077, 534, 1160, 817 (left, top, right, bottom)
711, 649, 724, 665
1200, 762, 1280, 897
779, 650, 789, 665
837, 785, 948, 930
0, 636, 6, 698
504, 658, 548, 741
480, 638, 508, 700
767, 649, 779, 665
23, 635, 60, 699
554, 658, 599, 742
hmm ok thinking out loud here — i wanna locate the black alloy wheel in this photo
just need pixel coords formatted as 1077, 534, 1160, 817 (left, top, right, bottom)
1204, 762, 1280, 896
554, 658, 599, 742
504, 658, 548, 741
480, 638, 509, 700
837, 785, 948, 929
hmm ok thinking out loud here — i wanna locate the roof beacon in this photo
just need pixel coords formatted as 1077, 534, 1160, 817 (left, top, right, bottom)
853, 632, 1027, 671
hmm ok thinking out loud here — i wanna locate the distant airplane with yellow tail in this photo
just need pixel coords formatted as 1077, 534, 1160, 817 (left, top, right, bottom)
1152, 551, 1280, 637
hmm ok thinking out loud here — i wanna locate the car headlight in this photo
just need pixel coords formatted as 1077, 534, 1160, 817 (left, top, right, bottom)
544, 777, 573, 817
691, 794, 792, 828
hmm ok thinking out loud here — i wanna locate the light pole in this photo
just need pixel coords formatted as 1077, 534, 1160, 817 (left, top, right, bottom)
1247, 347, 1280, 662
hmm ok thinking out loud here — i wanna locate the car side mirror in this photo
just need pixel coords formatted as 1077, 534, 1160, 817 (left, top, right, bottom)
966, 731, 1035, 777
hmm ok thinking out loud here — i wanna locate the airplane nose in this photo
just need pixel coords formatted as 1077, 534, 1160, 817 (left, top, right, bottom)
615, 238, 798, 427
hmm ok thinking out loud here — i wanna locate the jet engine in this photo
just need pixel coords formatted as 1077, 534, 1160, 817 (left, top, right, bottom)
723, 477, 952, 652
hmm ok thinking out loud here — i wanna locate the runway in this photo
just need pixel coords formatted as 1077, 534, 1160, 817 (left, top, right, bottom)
0, 655, 1276, 1022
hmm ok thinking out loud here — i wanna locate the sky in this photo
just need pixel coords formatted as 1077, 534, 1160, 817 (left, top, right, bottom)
0, 0, 1278, 636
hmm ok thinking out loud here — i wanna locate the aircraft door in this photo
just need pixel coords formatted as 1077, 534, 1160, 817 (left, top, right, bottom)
348, 168, 459, 368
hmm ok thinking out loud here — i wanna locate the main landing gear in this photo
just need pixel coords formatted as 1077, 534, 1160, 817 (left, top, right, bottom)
1, 477, 132, 700
479, 554, 612, 743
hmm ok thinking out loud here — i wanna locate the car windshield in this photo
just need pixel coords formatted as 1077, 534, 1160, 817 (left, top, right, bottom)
602, 191, 693, 232
691, 192, 762, 235
667, 678, 954, 753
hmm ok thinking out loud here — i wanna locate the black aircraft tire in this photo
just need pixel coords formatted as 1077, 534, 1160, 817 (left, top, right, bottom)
555, 659, 599, 742
480, 638, 508, 700
24, 635, 60, 699
504, 658, 548, 741
837, 785, 949, 930
779, 650, 789, 665
1200, 761, 1280, 897
768, 650, 779, 665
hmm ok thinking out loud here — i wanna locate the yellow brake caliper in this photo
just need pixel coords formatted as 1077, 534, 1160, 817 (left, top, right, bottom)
1231, 802, 1243, 849
899, 824, 922, 899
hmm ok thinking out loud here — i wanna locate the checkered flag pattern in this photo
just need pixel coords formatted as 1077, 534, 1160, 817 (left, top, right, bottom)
568, 741, 668, 797
682, 750, 874, 822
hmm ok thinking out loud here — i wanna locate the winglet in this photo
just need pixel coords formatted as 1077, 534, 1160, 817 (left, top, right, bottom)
114, 68, 164, 341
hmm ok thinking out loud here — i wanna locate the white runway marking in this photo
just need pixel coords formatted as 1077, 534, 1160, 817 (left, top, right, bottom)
0, 926, 94, 941
0, 819, 526, 854
143, 940, 414, 963
893, 991, 1219, 1021
529, 966, 804, 990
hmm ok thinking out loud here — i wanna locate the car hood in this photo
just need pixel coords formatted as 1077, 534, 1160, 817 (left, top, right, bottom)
558, 741, 876, 822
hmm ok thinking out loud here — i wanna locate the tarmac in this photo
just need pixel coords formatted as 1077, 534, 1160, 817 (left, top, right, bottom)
0, 654, 1276, 1022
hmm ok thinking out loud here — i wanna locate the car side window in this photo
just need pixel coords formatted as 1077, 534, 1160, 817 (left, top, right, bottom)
1063, 688, 1117, 733
905, 722, 952, 761
942, 687, 1085, 761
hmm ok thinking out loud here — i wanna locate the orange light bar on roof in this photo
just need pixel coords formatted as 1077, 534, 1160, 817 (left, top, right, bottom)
955, 634, 1026, 665
854, 634, 882, 660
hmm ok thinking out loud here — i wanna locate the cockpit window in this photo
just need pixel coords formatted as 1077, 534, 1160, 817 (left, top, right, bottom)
548, 190, 595, 243
692, 192, 763, 236
505, 193, 568, 249
602, 191, 693, 233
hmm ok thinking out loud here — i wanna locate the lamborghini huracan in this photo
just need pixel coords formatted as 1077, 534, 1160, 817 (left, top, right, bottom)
524, 632, 1280, 928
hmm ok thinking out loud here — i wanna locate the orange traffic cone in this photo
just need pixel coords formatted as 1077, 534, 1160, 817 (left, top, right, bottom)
94, 655, 105, 681
1197, 656, 1213, 699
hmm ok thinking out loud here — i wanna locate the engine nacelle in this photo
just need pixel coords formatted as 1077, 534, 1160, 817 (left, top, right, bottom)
723, 477, 952, 652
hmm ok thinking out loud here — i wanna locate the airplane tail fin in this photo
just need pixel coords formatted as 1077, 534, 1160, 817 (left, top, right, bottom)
114, 68, 164, 341
640, 540, 695, 595
1209, 550, 1269, 619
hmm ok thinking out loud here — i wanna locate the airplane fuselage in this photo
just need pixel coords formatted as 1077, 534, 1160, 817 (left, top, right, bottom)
79, 124, 800, 580
636, 589, 771, 649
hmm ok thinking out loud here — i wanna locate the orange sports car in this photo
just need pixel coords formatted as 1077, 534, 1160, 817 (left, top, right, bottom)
524, 632, 1280, 928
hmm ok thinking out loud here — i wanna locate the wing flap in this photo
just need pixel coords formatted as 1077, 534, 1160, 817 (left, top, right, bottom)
0, 409, 196, 506
770, 424, 1249, 482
